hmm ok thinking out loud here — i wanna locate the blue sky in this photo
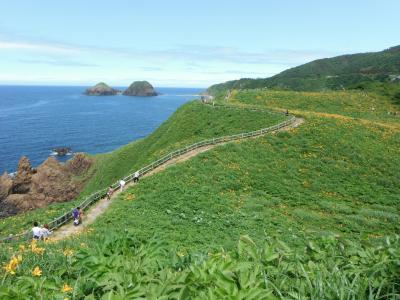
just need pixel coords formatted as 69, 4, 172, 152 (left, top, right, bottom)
0, 0, 399, 87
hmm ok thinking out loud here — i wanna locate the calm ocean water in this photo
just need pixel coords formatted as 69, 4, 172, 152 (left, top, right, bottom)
0, 86, 203, 173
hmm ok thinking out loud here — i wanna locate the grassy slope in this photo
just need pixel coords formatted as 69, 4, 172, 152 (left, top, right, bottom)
207, 45, 400, 94
1, 90, 399, 298
227, 89, 400, 125
81, 102, 285, 196
0, 102, 285, 237
90, 95, 399, 251
73, 89, 399, 253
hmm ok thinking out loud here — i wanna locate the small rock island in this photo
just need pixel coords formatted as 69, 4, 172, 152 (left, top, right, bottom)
85, 82, 120, 96
52, 147, 72, 156
123, 81, 158, 96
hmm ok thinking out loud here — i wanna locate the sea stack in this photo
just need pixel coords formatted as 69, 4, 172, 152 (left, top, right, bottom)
85, 82, 120, 96
123, 81, 158, 96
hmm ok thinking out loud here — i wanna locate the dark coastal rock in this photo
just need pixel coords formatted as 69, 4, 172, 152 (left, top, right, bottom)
123, 81, 158, 96
27, 157, 79, 208
0, 172, 13, 201
12, 156, 35, 194
65, 153, 93, 176
0, 200, 19, 218
52, 147, 72, 156
1, 153, 93, 217
3, 194, 30, 211
85, 82, 120, 96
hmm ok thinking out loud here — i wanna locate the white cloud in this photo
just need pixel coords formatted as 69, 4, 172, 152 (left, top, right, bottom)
0, 41, 81, 54
0, 37, 337, 65
18, 58, 98, 67
0, 35, 340, 86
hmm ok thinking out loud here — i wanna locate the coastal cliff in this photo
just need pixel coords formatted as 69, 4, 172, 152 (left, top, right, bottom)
0, 154, 92, 218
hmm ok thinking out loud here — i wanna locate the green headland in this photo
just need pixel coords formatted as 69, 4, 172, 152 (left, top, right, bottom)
0, 46, 399, 298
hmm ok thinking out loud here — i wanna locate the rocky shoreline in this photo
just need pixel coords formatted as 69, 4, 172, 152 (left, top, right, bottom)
0, 154, 92, 219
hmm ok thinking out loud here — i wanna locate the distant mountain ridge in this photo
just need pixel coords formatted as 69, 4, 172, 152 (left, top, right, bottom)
208, 45, 400, 94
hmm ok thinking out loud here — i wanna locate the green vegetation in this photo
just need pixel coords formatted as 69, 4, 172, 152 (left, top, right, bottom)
224, 89, 400, 124
81, 102, 285, 196
90, 113, 399, 251
207, 45, 400, 101
1, 80, 400, 297
0, 234, 399, 298
0, 87, 400, 299
0, 102, 285, 237
94, 82, 111, 89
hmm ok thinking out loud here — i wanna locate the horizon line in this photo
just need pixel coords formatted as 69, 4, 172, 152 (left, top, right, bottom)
0, 83, 208, 89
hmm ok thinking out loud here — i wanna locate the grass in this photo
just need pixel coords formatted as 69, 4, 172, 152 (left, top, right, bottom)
0, 101, 285, 237
0, 89, 399, 298
226, 89, 400, 124
86, 114, 399, 251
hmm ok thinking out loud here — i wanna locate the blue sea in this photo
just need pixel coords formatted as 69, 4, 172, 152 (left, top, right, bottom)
0, 86, 203, 173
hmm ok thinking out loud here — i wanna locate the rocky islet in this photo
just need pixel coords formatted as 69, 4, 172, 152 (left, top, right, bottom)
85, 81, 158, 97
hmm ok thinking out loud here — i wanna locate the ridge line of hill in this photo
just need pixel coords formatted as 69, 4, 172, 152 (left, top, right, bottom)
207, 45, 400, 101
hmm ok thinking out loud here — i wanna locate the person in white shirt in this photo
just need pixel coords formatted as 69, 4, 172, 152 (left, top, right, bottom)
32, 221, 42, 240
119, 179, 126, 191
133, 171, 140, 183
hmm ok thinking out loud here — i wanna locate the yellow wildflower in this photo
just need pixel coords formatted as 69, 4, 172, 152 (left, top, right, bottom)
44, 237, 55, 244
62, 283, 73, 293
3, 255, 22, 275
18, 244, 26, 252
63, 249, 74, 257
32, 266, 42, 277
30, 239, 45, 255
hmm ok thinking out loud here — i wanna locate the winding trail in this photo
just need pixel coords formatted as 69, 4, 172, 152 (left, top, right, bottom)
51, 117, 304, 241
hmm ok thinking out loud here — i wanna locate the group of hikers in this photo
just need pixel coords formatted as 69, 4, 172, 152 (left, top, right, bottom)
32, 171, 140, 239
31, 222, 52, 240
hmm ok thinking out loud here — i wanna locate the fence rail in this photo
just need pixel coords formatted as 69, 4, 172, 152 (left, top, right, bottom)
0, 102, 295, 243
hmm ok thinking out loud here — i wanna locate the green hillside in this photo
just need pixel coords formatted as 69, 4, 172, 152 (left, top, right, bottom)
208, 45, 400, 96
85, 90, 400, 251
0, 102, 285, 237
1, 89, 399, 298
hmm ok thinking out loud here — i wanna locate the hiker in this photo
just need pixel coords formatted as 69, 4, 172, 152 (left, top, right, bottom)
107, 185, 113, 200
72, 207, 80, 226
41, 224, 52, 240
119, 179, 126, 191
285, 109, 289, 116
133, 171, 140, 183
32, 221, 42, 240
